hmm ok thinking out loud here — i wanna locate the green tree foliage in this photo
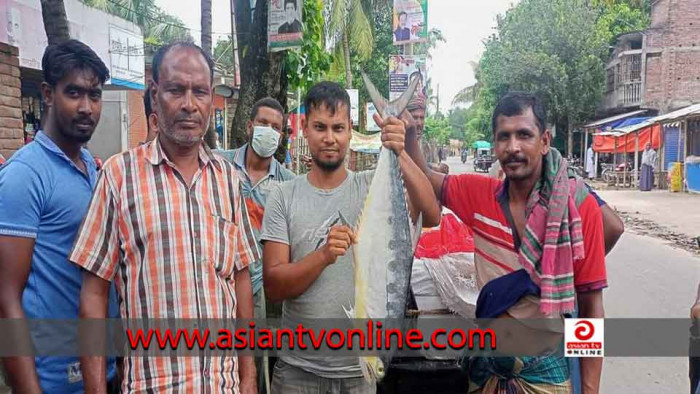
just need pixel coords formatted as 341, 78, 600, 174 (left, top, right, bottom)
325, 0, 390, 88
459, 0, 651, 154
284, 0, 332, 95
423, 116, 451, 145
213, 36, 235, 75
80, 0, 191, 46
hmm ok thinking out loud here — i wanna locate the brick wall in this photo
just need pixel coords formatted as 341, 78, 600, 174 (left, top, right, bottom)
644, 0, 700, 112
128, 90, 147, 148
0, 43, 23, 159
126, 67, 152, 148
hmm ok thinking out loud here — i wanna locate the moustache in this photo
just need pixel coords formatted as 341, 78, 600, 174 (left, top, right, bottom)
503, 156, 527, 165
73, 117, 95, 126
174, 114, 201, 124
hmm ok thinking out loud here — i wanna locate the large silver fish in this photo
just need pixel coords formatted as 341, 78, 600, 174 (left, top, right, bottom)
344, 72, 422, 383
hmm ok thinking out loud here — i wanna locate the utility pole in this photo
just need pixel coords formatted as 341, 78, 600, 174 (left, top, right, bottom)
229, 0, 240, 86
436, 84, 441, 118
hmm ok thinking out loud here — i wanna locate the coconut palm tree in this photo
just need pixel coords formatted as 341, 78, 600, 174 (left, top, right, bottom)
325, 0, 389, 88
452, 61, 480, 106
40, 0, 71, 45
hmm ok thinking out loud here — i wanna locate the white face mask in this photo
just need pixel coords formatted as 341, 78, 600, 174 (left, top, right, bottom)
251, 125, 281, 158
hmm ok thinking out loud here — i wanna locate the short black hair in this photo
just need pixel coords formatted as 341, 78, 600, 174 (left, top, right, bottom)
143, 90, 152, 118
285, 0, 297, 9
42, 39, 109, 87
304, 81, 351, 120
399, 11, 407, 18
250, 97, 284, 121
152, 41, 214, 85
491, 92, 546, 134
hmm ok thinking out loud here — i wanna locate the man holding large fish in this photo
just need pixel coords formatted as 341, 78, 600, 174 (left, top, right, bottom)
260, 81, 441, 394
404, 92, 606, 393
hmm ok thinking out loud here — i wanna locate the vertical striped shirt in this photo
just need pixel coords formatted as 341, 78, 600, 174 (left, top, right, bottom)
70, 138, 260, 393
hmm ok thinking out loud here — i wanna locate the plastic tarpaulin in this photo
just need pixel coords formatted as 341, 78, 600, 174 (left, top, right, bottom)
349, 131, 382, 154
609, 117, 651, 130
411, 214, 478, 318
592, 124, 662, 153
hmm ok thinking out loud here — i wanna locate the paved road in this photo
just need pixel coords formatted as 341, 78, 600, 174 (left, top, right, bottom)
442, 155, 699, 393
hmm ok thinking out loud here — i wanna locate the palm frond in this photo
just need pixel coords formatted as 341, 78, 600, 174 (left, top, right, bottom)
349, 0, 373, 61
451, 84, 478, 106
327, 45, 346, 81
327, 0, 349, 42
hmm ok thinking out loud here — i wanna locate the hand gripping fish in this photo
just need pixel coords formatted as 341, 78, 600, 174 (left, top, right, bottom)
343, 72, 423, 383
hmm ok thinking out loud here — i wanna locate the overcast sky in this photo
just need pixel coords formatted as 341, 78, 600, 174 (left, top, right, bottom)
155, 0, 518, 111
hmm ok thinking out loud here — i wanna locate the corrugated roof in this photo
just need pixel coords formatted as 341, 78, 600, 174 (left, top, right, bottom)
652, 103, 700, 123
608, 103, 700, 135
584, 110, 647, 128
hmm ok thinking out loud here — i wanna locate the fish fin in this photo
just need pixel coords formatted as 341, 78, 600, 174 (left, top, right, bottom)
362, 71, 389, 118
342, 305, 355, 319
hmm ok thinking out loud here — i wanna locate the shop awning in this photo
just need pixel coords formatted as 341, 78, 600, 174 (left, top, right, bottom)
583, 110, 648, 129
592, 124, 662, 153
650, 103, 700, 124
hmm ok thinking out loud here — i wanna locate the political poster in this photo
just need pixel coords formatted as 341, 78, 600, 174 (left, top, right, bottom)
392, 0, 428, 45
366, 103, 381, 132
268, 0, 303, 51
389, 55, 427, 101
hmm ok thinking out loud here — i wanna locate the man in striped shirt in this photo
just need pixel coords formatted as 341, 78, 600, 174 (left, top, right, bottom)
405, 92, 606, 393
70, 42, 260, 393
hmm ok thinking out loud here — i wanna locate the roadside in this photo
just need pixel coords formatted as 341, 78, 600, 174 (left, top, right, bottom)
594, 187, 700, 256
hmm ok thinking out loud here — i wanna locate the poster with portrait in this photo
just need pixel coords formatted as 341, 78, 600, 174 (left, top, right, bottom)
268, 0, 303, 51
389, 55, 427, 101
392, 0, 428, 45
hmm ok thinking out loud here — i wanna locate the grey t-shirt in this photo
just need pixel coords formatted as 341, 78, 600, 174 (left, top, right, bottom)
260, 170, 374, 378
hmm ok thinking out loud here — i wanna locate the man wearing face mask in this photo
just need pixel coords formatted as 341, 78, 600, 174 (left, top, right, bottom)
216, 97, 295, 320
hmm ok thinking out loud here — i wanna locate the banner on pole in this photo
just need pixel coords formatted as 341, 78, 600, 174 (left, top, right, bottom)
392, 0, 428, 45
268, 0, 303, 51
347, 89, 359, 126
366, 103, 381, 132
389, 55, 427, 101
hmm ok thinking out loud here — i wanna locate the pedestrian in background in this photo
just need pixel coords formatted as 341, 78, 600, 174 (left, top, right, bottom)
640, 142, 657, 191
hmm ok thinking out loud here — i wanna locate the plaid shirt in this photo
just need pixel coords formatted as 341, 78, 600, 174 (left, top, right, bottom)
70, 138, 260, 392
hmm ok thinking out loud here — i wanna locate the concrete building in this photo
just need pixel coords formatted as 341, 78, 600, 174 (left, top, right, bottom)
603, 0, 700, 116
0, 0, 146, 160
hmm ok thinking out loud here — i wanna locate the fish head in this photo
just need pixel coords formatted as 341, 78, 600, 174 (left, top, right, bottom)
360, 357, 386, 382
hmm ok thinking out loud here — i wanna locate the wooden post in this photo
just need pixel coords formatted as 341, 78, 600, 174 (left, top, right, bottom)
634, 130, 640, 188
594, 151, 599, 179
624, 133, 628, 187
613, 136, 618, 186
678, 122, 682, 164
683, 119, 688, 191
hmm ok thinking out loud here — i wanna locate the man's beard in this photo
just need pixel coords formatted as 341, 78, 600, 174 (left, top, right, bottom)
60, 126, 94, 144
312, 154, 344, 172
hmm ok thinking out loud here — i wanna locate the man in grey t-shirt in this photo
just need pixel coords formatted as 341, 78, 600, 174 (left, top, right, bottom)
260, 81, 441, 393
